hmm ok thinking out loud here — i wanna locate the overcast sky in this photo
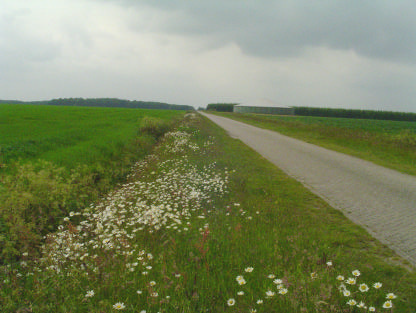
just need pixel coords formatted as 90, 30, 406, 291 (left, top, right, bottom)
1, 0, 415, 112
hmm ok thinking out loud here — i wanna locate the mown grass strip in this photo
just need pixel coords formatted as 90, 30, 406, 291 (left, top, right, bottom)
1, 113, 415, 312
209, 112, 416, 176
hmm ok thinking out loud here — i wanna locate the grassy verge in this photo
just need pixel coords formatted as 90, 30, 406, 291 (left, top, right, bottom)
1, 113, 415, 312
208, 112, 416, 176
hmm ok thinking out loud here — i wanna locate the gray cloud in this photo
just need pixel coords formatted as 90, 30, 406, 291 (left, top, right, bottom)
0, 8, 61, 72
116, 0, 416, 63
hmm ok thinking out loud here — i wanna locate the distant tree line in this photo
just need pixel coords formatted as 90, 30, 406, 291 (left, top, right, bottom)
294, 107, 416, 122
206, 103, 238, 112
0, 98, 194, 111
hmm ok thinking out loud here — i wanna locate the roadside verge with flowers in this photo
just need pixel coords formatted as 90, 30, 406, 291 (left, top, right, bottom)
1, 113, 416, 312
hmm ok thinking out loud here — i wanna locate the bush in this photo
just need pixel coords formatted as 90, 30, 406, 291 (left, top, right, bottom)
139, 116, 172, 139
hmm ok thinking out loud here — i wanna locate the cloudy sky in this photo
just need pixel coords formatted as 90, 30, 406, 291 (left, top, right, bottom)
1, 0, 415, 112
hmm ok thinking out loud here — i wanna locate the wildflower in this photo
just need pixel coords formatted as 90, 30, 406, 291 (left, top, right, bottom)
237, 291, 244, 296
359, 283, 369, 292
250, 309, 257, 313
150, 292, 158, 297
149, 281, 156, 286
236, 275, 246, 285
113, 302, 126, 310
310, 272, 318, 279
326, 261, 333, 266
256, 299, 263, 304
346, 277, 356, 285
369, 307, 376, 312
85, 290, 95, 298
174, 273, 181, 278
357, 301, 366, 308
352, 270, 361, 277
347, 299, 357, 306
137, 290, 142, 295
245, 267, 254, 273
266, 290, 275, 298
382, 300, 393, 308
278, 288, 288, 295
386, 293, 397, 300
343, 289, 351, 297
337, 275, 344, 281
276, 284, 284, 290
373, 282, 382, 289
227, 298, 236, 306
273, 278, 283, 285
267, 274, 276, 279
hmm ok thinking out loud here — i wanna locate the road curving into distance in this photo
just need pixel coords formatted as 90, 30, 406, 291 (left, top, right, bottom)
200, 112, 416, 267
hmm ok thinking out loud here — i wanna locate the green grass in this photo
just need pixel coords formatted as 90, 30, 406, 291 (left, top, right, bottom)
210, 112, 416, 176
2, 113, 415, 312
0, 104, 184, 169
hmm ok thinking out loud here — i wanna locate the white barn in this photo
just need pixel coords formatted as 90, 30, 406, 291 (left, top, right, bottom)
233, 99, 294, 115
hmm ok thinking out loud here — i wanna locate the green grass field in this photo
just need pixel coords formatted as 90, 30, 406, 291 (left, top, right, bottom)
2, 113, 415, 312
210, 112, 416, 176
0, 104, 183, 169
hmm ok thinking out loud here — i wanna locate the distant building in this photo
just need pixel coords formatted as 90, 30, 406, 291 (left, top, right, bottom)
233, 99, 295, 115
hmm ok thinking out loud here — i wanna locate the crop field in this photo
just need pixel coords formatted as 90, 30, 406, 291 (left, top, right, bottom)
247, 114, 416, 134
0, 104, 183, 169
1, 112, 416, 312
211, 112, 416, 176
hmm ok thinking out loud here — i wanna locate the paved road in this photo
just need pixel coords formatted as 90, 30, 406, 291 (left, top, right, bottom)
200, 112, 416, 266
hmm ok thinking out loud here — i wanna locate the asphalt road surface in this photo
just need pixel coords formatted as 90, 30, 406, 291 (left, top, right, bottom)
200, 112, 416, 267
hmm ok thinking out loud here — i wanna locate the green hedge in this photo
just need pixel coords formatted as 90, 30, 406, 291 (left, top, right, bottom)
206, 103, 238, 112
295, 107, 416, 122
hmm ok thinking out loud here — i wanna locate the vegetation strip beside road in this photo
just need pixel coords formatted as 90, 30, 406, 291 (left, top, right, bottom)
0, 104, 184, 262
209, 112, 416, 176
2, 112, 415, 312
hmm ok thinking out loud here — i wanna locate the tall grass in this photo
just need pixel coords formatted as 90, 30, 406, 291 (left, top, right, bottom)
1, 113, 415, 312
